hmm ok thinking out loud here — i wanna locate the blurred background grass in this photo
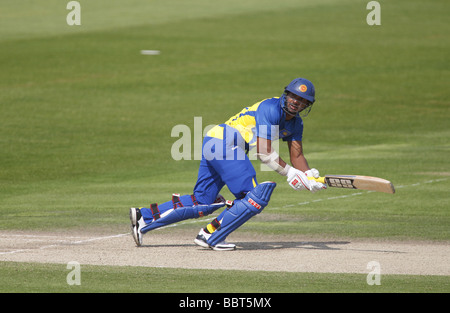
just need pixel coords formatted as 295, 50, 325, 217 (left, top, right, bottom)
0, 0, 448, 240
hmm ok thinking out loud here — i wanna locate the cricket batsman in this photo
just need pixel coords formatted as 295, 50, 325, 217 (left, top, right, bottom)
129, 77, 327, 250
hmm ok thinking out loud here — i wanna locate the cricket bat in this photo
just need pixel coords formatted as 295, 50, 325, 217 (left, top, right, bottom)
310, 175, 395, 194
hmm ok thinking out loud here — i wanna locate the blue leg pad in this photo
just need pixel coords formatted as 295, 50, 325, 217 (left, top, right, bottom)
140, 202, 225, 234
207, 182, 276, 246
140, 194, 201, 224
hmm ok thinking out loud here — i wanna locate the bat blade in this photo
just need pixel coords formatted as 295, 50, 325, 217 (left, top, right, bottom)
313, 175, 395, 194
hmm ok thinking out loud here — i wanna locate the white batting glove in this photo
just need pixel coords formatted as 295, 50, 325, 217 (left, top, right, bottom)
305, 168, 320, 179
305, 168, 327, 193
287, 167, 311, 192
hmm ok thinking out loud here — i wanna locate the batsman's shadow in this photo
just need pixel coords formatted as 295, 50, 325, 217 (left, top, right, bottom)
236, 241, 351, 251
139, 243, 194, 248
138, 241, 349, 250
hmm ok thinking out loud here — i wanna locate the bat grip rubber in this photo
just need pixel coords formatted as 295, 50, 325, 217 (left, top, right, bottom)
308, 176, 326, 184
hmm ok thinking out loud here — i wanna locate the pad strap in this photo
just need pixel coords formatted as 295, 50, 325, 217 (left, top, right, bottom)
150, 203, 160, 220
191, 194, 199, 206
172, 194, 183, 208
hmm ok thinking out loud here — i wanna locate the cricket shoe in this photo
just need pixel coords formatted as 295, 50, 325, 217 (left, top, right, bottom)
129, 207, 146, 247
194, 228, 211, 248
194, 228, 236, 251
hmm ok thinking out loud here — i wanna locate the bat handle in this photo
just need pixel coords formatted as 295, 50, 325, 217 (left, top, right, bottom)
307, 176, 326, 184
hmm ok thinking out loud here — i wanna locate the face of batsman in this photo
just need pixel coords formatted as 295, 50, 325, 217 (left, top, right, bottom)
284, 92, 313, 117
282, 77, 316, 117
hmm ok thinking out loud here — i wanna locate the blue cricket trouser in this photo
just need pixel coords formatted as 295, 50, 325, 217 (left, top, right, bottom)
140, 127, 257, 225
193, 128, 257, 205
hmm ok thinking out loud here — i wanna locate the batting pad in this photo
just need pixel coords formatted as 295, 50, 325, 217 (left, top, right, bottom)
207, 181, 276, 247
140, 202, 225, 234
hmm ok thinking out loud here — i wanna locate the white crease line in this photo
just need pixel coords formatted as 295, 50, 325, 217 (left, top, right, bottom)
70, 233, 129, 244
0, 249, 28, 255
0, 234, 86, 239
0, 233, 129, 256
0, 216, 217, 256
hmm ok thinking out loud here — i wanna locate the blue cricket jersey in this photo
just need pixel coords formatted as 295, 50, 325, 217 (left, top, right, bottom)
206, 96, 304, 150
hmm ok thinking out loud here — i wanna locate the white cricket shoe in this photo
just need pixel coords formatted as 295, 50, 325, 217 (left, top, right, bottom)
211, 241, 236, 251
129, 207, 146, 247
194, 228, 236, 251
194, 228, 211, 248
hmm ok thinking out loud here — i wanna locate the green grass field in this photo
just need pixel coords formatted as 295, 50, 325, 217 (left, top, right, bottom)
1, 0, 449, 293
1, 262, 448, 293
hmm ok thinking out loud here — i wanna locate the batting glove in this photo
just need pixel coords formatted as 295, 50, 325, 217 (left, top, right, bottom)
287, 167, 311, 191
305, 168, 327, 193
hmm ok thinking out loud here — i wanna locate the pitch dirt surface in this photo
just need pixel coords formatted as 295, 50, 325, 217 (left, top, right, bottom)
1, 229, 449, 276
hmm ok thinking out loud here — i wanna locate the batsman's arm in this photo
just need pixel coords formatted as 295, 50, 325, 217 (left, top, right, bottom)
256, 137, 316, 191
288, 140, 328, 193
255, 137, 291, 176
287, 140, 310, 172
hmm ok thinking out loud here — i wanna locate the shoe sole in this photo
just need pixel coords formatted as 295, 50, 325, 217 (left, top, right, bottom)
211, 245, 236, 251
194, 238, 236, 251
131, 226, 142, 247
194, 237, 210, 248
129, 207, 137, 226
129, 208, 142, 247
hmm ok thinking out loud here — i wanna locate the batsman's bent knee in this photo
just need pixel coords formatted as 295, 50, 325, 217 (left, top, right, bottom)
207, 181, 276, 247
